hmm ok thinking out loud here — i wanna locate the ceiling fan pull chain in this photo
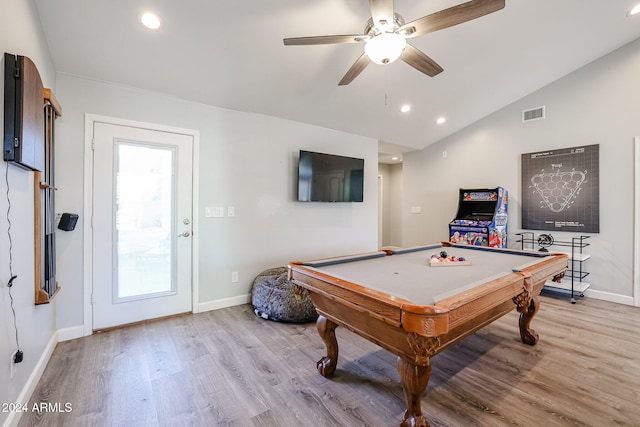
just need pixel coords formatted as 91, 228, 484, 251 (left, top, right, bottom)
384, 68, 388, 106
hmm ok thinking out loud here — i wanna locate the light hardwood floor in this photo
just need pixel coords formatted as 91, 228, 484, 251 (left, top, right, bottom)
18, 293, 640, 427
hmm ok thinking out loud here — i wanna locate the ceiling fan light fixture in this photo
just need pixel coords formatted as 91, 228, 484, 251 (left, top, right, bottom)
364, 33, 406, 65
284, 1, 507, 85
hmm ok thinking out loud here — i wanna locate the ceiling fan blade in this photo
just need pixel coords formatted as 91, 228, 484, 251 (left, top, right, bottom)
284, 34, 367, 46
399, 0, 505, 38
369, 0, 395, 26
338, 53, 371, 86
400, 44, 443, 77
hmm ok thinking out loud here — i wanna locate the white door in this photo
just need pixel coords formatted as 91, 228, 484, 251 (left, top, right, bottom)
92, 122, 193, 330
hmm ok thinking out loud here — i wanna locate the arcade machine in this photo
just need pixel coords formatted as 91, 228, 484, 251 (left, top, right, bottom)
449, 187, 508, 248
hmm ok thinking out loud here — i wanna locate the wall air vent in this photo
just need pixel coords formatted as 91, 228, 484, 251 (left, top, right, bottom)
522, 106, 545, 123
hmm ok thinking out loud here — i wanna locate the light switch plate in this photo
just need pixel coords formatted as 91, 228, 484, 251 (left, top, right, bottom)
205, 207, 224, 217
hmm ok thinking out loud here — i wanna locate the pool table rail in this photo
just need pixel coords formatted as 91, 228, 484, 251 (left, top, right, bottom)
289, 262, 411, 328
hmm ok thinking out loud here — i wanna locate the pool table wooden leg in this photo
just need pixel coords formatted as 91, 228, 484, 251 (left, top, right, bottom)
316, 315, 339, 376
397, 357, 431, 427
518, 296, 540, 346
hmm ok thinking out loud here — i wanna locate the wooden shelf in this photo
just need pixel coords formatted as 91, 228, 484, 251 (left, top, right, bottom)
44, 88, 62, 116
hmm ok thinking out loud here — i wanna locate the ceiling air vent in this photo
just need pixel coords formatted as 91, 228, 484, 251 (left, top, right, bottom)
522, 106, 545, 123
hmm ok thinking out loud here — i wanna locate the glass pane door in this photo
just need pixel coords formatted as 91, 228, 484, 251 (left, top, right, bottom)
114, 142, 175, 301
92, 121, 193, 330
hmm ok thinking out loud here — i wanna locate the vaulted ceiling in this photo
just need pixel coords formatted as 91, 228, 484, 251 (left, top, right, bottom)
35, 1, 640, 162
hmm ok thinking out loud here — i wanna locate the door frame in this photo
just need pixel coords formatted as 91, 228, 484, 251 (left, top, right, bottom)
378, 174, 383, 248
635, 137, 639, 307
83, 114, 200, 335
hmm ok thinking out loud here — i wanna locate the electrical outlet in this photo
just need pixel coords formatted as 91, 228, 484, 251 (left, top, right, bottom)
231, 272, 238, 283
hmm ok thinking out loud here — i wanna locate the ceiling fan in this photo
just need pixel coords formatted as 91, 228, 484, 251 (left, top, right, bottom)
283, 0, 505, 85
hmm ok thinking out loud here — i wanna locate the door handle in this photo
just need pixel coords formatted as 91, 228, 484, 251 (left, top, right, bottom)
178, 231, 191, 237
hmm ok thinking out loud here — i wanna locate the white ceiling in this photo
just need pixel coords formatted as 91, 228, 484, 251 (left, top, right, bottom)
35, 1, 640, 163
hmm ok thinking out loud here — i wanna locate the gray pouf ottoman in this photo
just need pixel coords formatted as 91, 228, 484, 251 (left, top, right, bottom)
251, 267, 317, 323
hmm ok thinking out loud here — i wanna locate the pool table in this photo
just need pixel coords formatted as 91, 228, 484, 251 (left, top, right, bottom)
288, 243, 568, 427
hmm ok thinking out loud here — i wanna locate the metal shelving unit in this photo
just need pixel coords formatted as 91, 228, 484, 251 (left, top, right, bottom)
516, 232, 590, 303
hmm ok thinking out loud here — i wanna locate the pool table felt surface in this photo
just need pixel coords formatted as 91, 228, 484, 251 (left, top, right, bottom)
302, 244, 552, 306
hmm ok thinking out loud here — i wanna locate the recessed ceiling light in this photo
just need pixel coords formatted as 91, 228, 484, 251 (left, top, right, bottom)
400, 105, 411, 113
436, 117, 446, 125
391, 157, 399, 160
628, 3, 640, 16
141, 12, 161, 29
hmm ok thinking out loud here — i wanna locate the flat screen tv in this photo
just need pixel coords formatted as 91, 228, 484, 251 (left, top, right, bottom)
298, 150, 364, 202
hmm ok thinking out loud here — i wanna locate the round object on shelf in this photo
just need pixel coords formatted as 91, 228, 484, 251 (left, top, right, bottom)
537, 234, 554, 252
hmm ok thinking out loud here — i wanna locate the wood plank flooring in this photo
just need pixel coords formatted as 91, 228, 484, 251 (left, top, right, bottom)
18, 293, 640, 426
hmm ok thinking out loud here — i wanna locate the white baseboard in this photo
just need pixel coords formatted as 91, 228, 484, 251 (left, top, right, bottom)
584, 289, 635, 306
56, 325, 85, 342
4, 331, 58, 427
198, 294, 251, 313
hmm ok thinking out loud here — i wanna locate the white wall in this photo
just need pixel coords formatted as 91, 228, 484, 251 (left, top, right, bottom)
0, 0, 58, 424
54, 74, 379, 329
402, 37, 640, 304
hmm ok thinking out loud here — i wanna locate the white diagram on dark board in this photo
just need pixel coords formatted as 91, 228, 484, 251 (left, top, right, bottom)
521, 144, 599, 233
529, 165, 587, 212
